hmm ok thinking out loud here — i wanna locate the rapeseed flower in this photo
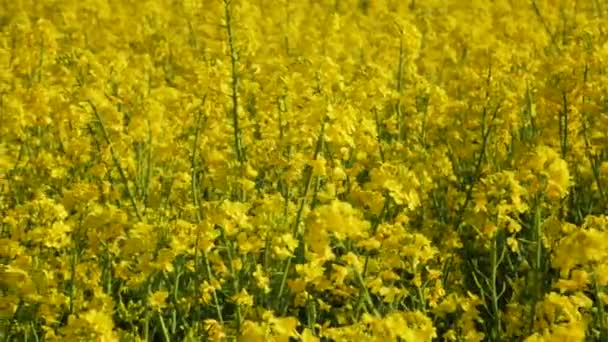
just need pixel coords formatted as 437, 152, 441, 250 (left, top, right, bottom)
148, 291, 168, 312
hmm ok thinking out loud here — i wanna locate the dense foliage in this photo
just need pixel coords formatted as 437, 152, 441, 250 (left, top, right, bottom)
1, 0, 608, 340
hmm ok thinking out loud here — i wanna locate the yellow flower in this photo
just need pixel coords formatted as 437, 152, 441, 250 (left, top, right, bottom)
253, 265, 270, 293
600, 161, 608, 178
296, 259, 325, 284
241, 178, 256, 192
507, 237, 520, 253
309, 157, 327, 177
149, 291, 169, 312
435, 294, 459, 318
332, 166, 347, 180
154, 248, 176, 273
596, 263, 608, 286
545, 157, 570, 200
231, 289, 254, 307
554, 269, 589, 292
300, 328, 319, 342
239, 320, 265, 342
272, 233, 298, 259
522, 145, 570, 200
204, 319, 226, 341
60, 309, 118, 342
343, 252, 364, 274
269, 316, 298, 341
0, 265, 29, 290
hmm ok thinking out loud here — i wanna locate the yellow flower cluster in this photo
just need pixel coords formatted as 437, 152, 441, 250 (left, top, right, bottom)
1, 0, 608, 341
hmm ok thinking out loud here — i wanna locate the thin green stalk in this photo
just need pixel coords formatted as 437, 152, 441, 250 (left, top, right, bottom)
158, 313, 171, 342
490, 234, 506, 341
354, 268, 380, 317
171, 270, 181, 335
69, 241, 78, 315
218, 226, 242, 333
530, 0, 560, 50
559, 91, 569, 159
35, 39, 44, 84
594, 272, 607, 341
291, 121, 326, 237
373, 108, 385, 162
442, 101, 502, 288
223, 0, 245, 167
143, 125, 153, 208
144, 313, 149, 342
283, 0, 290, 55
306, 293, 317, 333
30, 322, 39, 342
87, 101, 143, 221
276, 120, 326, 314
528, 199, 543, 335
203, 254, 224, 326
396, 35, 405, 141
581, 64, 607, 208
189, 98, 224, 327
276, 256, 292, 313
355, 197, 389, 320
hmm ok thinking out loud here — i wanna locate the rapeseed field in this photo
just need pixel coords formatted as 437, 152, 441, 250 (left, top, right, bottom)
1, 0, 608, 340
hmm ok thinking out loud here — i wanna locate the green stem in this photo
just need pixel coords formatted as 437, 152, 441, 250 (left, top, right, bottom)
158, 313, 170, 342
354, 268, 380, 317
443, 101, 502, 288
189, 98, 224, 326
528, 200, 543, 334
491, 234, 502, 341
396, 36, 405, 141
217, 228, 241, 333
87, 101, 143, 221
144, 313, 149, 342
559, 91, 569, 159
276, 120, 326, 313
223, 0, 245, 171
594, 273, 607, 341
